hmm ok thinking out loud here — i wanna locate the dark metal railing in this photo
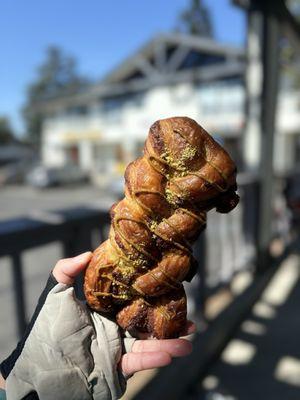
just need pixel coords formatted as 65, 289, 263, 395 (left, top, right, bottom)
0, 175, 264, 340
0, 173, 291, 399
0, 207, 110, 337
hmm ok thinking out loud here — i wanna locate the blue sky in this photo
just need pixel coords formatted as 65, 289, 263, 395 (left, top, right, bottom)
0, 0, 245, 135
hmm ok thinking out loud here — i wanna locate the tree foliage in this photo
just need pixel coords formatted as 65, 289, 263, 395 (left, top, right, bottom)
176, 0, 213, 38
280, 0, 300, 89
23, 46, 89, 144
0, 116, 15, 144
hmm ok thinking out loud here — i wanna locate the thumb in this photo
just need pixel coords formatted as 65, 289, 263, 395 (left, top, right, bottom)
52, 251, 93, 285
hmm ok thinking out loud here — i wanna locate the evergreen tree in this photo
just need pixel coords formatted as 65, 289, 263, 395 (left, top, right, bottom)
176, 0, 214, 38
0, 116, 15, 144
280, 0, 300, 89
23, 46, 89, 144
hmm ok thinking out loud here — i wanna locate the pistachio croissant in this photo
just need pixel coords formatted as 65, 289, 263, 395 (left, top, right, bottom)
84, 117, 239, 338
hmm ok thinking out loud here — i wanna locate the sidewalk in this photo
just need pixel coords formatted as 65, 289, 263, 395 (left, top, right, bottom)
197, 253, 300, 400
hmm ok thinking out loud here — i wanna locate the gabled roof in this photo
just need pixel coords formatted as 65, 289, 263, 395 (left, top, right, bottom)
102, 32, 244, 85
35, 33, 245, 113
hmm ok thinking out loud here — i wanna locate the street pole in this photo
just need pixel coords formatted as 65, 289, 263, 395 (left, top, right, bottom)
242, 0, 280, 272
257, 0, 280, 272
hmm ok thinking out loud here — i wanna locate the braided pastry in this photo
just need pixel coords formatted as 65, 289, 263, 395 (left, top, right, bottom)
84, 117, 239, 338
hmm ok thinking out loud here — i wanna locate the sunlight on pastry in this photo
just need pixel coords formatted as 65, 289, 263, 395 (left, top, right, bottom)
84, 117, 239, 338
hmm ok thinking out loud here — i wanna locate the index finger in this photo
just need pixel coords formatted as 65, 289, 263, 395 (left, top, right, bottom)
132, 338, 192, 357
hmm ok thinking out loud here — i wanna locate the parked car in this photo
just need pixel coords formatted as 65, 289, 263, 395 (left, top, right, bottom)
0, 160, 35, 186
26, 165, 89, 188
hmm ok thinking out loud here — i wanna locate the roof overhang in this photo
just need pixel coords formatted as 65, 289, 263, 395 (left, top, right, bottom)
34, 61, 245, 114
33, 32, 245, 114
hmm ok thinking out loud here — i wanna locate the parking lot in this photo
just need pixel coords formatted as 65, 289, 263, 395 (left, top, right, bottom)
0, 184, 117, 221
0, 184, 117, 360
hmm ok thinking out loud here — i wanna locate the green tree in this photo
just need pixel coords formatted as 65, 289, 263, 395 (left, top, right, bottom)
23, 46, 89, 144
277, 0, 300, 89
0, 116, 15, 144
176, 0, 214, 38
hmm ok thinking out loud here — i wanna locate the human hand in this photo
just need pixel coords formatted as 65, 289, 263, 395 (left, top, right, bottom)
120, 322, 194, 376
0, 252, 94, 393
52, 251, 93, 285
0, 372, 5, 390
53, 252, 195, 376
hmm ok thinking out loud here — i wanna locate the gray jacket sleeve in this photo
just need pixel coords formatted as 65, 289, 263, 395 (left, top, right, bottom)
5, 283, 135, 400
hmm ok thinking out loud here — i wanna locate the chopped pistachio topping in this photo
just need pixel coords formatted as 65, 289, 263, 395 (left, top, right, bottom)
165, 188, 180, 205
149, 220, 158, 231
161, 144, 197, 175
181, 145, 197, 161
161, 151, 186, 171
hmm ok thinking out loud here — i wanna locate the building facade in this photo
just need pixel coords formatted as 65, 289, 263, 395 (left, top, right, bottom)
39, 33, 300, 185
38, 33, 246, 186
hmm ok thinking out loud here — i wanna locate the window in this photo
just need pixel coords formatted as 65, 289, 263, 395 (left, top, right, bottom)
102, 92, 144, 112
66, 105, 89, 116
94, 144, 117, 173
180, 51, 225, 70
198, 79, 244, 115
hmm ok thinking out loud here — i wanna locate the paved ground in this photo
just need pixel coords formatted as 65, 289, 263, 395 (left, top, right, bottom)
2, 184, 293, 400
0, 244, 62, 360
0, 184, 259, 368
193, 253, 300, 400
0, 184, 115, 221
0, 184, 116, 361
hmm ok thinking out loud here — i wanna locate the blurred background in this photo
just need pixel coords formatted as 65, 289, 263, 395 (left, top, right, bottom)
1, 0, 300, 399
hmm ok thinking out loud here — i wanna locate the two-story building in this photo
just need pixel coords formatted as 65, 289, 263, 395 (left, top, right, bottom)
37, 33, 246, 186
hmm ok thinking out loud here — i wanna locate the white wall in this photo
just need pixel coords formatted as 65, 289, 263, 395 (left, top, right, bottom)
277, 92, 300, 135
79, 141, 93, 171
42, 130, 67, 167
41, 81, 300, 174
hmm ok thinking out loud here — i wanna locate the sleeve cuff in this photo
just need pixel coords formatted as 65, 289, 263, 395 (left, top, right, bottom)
0, 272, 58, 379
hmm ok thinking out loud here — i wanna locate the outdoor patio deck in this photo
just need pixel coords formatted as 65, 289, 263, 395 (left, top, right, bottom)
194, 252, 300, 400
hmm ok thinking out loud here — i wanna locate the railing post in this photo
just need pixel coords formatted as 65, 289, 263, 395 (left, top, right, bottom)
243, 0, 280, 273
257, 1, 280, 272
189, 233, 207, 322
11, 253, 27, 338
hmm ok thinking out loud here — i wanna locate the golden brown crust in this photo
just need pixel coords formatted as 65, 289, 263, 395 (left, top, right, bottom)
84, 117, 239, 338
116, 288, 187, 339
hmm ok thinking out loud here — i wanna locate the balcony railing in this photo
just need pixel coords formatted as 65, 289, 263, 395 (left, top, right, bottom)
0, 174, 285, 342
